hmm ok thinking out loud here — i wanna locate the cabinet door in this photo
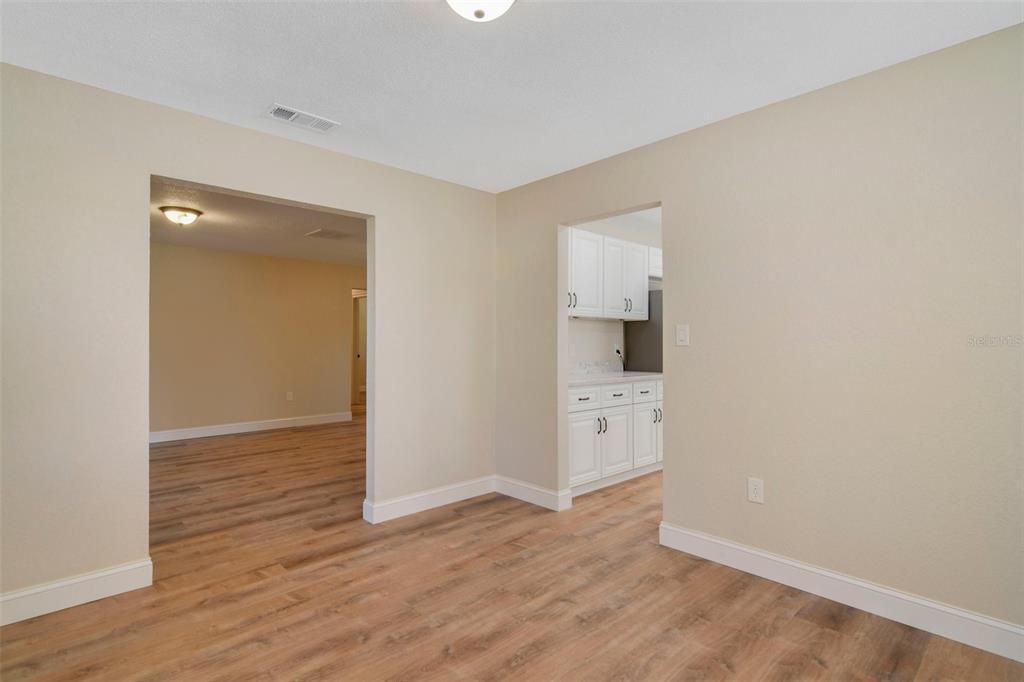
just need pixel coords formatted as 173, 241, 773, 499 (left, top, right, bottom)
656, 401, 664, 462
569, 229, 604, 317
633, 403, 658, 467
602, 237, 627, 318
569, 410, 602, 486
649, 247, 663, 279
624, 242, 649, 320
601, 405, 633, 477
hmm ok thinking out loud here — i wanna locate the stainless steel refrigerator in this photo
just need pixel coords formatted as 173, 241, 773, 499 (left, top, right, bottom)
624, 290, 662, 372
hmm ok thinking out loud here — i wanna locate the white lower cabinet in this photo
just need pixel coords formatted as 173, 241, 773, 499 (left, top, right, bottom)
600, 405, 633, 477
568, 411, 602, 485
633, 403, 659, 467
656, 401, 664, 462
569, 405, 634, 486
569, 378, 663, 490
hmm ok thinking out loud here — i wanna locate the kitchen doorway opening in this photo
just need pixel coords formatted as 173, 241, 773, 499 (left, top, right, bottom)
559, 203, 665, 507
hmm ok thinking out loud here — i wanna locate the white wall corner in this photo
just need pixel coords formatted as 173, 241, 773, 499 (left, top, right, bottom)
658, 522, 1024, 663
149, 412, 352, 443
495, 475, 572, 511
0, 558, 153, 626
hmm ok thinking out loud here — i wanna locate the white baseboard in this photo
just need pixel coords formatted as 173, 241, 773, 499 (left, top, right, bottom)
0, 559, 152, 626
363, 476, 496, 524
496, 475, 571, 511
658, 523, 1024, 663
149, 412, 352, 443
364, 474, 572, 523
571, 462, 663, 497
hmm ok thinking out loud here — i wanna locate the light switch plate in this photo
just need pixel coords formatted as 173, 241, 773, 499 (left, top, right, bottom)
675, 324, 690, 346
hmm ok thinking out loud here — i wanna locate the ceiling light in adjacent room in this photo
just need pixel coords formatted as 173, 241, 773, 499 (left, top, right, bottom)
446, 0, 515, 22
159, 206, 202, 226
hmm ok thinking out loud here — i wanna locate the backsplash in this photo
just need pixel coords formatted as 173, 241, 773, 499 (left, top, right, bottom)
568, 318, 624, 375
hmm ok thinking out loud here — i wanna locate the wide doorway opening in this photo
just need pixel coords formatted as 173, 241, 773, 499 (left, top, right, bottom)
147, 176, 371, 561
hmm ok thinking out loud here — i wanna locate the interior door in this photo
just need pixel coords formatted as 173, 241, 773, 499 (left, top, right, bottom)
353, 294, 367, 405
624, 242, 649, 320
633, 403, 658, 467
600, 405, 633, 476
569, 410, 602, 485
569, 229, 604, 317
603, 237, 627, 318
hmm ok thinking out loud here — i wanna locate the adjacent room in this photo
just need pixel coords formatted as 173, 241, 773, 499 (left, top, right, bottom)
148, 178, 369, 555
1, 2, 1021, 679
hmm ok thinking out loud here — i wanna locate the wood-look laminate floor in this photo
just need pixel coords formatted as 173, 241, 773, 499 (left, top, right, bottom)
2, 408, 1021, 681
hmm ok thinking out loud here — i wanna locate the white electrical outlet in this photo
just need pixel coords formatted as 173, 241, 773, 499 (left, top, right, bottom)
285, 391, 294, 401
747, 477, 764, 504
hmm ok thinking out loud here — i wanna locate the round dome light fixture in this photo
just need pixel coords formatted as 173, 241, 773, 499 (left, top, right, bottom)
446, 0, 515, 22
159, 206, 203, 226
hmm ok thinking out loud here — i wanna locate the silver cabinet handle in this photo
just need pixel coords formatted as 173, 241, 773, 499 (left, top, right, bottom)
628, 298, 632, 312
602, 417, 608, 433
578, 396, 590, 401
596, 418, 602, 434
612, 392, 623, 397
568, 292, 572, 308
572, 292, 577, 308
658, 408, 663, 423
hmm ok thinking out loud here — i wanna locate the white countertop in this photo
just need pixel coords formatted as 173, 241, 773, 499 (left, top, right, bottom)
568, 371, 663, 387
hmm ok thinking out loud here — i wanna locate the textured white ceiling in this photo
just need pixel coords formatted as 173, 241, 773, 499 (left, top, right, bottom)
4, 2, 1020, 192
151, 179, 367, 266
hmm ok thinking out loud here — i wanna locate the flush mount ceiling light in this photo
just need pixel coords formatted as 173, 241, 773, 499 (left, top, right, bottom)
446, 0, 515, 22
159, 206, 202, 226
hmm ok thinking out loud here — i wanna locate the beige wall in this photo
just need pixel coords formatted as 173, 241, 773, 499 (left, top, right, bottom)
497, 26, 1023, 624
1, 64, 496, 593
150, 243, 365, 431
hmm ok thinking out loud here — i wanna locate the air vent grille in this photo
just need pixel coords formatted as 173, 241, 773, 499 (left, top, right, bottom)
266, 103, 339, 134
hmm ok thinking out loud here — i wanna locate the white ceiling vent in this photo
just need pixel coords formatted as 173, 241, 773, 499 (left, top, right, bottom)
266, 103, 339, 134
304, 228, 350, 240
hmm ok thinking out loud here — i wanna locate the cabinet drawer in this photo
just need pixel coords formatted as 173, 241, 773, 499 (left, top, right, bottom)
600, 383, 632, 407
568, 386, 601, 412
656, 381, 664, 401
634, 382, 657, 403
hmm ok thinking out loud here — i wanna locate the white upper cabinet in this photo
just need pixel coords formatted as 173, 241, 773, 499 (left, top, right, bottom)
567, 228, 650, 321
568, 229, 604, 317
649, 247, 663, 279
623, 241, 649, 320
602, 237, 628, 318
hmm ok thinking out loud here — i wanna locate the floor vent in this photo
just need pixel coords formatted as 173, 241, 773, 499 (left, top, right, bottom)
266, 103, 339, 134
